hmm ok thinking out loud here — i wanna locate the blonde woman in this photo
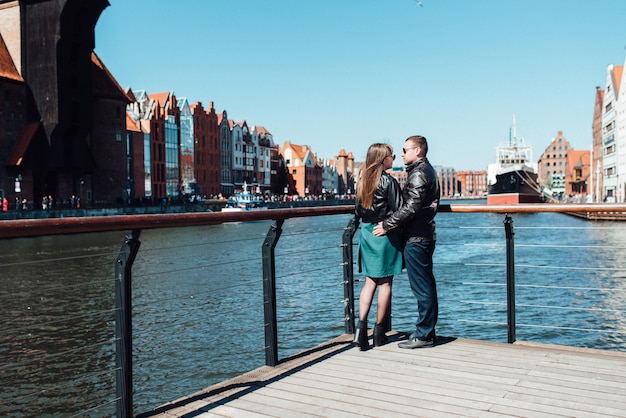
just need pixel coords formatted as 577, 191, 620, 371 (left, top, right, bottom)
353, 143, 403, 350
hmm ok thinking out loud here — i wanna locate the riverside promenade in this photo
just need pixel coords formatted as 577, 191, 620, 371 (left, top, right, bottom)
141, 333, 626, 417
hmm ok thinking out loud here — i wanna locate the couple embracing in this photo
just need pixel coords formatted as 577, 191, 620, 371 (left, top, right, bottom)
354, 135, 440, 350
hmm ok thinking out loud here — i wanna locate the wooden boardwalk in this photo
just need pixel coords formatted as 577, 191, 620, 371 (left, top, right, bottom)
140, 332, 626, 417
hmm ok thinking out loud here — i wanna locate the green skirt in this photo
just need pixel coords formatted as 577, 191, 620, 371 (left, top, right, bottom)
358, 222, 404, 278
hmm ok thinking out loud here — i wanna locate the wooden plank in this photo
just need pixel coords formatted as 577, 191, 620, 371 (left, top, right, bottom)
140, 336, 626, 418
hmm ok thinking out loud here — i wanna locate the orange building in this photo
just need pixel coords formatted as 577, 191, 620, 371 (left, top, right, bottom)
565, 150, 591, 199
279, 141, 323, 196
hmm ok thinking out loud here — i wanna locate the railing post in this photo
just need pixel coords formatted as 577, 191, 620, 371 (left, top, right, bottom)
262, 220, 283, 367
503, 215, 516, 344
115, 229, 141, 418
342, 216, 359, 334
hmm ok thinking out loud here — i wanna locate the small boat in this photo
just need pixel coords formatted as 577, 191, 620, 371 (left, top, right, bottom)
222, 183, 267, 212
487, 116, 544, 205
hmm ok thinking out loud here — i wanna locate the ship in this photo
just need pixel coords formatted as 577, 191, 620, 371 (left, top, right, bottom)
487, 117, 544, 205
222, 182, 267, 212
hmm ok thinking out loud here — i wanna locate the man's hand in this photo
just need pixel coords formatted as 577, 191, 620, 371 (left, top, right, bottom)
373, 222, 387, 236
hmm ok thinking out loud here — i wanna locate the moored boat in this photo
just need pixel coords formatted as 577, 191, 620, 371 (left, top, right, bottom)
487, 116, 544, 204
222, 183, 267, 212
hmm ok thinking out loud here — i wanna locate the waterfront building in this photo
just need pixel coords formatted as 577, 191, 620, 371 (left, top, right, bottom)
591, 86, 604, 202
0, 31, 37, 207
0, 0, 132, 209
318, 157, 339, 197
251, 126, 274, 194
191, 101, 219, 197
600, 64, 622, 202
436, 166, 457, 197
178, 98, 194, 196
279, 141, 323, 196
240, 122, 256, 191
125, 108, 146, 202
271, 149, 290, 196
148, 92, 180, 198
230, 120, 249, 193
455, 170, 488, 197
129, 90, 167, 202
537, 131, 573, 199
335, 148, 354, 196
564, 150, 591, 200
617, 57, 626, 202
218, 111, 233, 197
550, 173, 566, 199
205, 105, 219, 197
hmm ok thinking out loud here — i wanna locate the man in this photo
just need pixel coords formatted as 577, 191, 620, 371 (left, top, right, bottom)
373, 135, 440, 348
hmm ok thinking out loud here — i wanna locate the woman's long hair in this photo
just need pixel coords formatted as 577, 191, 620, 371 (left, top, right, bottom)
356, 143, 393, 209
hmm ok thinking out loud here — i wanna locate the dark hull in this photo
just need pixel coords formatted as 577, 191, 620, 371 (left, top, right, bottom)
487, 170, 543, 204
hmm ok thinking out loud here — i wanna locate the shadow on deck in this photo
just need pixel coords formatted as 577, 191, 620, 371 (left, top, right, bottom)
139, 333, 626, 417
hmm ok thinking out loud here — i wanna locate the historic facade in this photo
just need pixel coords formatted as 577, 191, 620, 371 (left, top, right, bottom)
536, 131, 573, 199
0, 0, 130, 209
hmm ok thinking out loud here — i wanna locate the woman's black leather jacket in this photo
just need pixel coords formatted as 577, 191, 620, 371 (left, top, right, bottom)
382, 158, 440, 241
355, 171, 401, 224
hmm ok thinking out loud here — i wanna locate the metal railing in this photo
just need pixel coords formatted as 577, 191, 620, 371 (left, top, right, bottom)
2, 203, 626, 417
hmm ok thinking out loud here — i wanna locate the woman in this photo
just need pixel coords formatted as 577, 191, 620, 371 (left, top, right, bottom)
354, 143, 403, 350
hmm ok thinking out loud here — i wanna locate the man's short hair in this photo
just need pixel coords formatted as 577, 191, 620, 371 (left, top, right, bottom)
406, 135, 428, 156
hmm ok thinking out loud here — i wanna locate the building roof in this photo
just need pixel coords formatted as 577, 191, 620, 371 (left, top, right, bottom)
567, 150, 589, 167
0, 32, 22, 82
255, 125, 271, 135
282, 141, 320, 167
91, 51, 131, 102
149, 92, 169, 107
126, 113, 141, 132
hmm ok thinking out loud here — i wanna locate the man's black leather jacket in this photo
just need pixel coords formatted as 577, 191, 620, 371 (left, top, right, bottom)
355, 171, 401, 224
382, 158, 440, 242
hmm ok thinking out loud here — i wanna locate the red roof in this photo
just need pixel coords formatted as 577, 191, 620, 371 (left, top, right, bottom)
0, 33, 22, 82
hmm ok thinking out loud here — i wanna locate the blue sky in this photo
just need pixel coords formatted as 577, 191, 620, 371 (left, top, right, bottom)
95, 0, 626, 170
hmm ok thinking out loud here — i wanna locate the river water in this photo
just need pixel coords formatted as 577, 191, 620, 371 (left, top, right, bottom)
1, 206, 625, 416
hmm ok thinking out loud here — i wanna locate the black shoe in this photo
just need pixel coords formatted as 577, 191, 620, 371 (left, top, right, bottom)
373, 324, 388, 347
406, 331, 436, 343
353, 320, 368, 351
398, 336, 435, 349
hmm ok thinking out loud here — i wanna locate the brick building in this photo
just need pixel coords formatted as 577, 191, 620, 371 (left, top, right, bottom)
279, 141, 323, 196
455, 170, 488, 196
0, 0, 132, 208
